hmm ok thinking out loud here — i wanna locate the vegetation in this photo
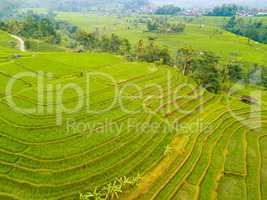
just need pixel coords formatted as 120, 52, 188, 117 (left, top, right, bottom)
192, 52, 221, 93
225, 16, 267, 44
225, 62, 243, 82
24, 39, 65, 51
146, 17, 186, 33
0, 6, 267, 200
57, 12, 267, 66
207, 4, 241, 16
4, 13, 266, 93
75, 31, 131, 55
155, 5, 182, 16
0, 13, 66, 44
80, 175, 142, 200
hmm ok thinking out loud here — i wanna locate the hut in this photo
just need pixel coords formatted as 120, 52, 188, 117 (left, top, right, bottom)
240, 96, 258, 104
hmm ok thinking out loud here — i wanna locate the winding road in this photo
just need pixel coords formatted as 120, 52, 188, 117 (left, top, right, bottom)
11, 34, 26, 51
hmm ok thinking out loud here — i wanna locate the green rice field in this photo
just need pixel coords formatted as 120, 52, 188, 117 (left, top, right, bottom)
0, 13, 267, 200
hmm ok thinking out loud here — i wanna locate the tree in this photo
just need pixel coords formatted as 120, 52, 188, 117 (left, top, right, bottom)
136, 39, 145, 60
176, 47, 196, 75
0, 21, 7, 31
1, 14, 64, 45
146, 17, 185, 33
170, 23, 185, 33
193, 52, 221, 93
76, 31, 99, 50
262, 68, 267, 89
246, 64, 267, 88
226, 62, 243, 81
120, 38, 131, 55
207, 4, 240, 16
147, 20, 158, 32
5, 19, 22, 34
225, 16, 267, 44
110, 34, 122, 53
159, 48, 172, 65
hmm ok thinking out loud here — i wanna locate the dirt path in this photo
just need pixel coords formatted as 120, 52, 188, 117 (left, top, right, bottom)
11, 34, 26, 51
121, 135, 189, 200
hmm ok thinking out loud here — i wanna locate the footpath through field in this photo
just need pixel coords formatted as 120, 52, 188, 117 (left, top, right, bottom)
10, 34, 26, 51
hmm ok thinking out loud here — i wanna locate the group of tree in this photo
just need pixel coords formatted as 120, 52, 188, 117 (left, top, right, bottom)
225, 16, 267, 44
246, 64, 267, 88
132, 40, 172, 65
74, 31, 172, 65
175, 47, 267, 93
0, 12, 79, 45
154, 5, 182, 16
207, 4, 241, 16
176, 48, 221, 93
147, 17, 185, 33
75, 31, 131, 55
231, 62, 267, 88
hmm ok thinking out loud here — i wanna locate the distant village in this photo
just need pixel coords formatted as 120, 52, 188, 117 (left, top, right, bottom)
90, 1, 267, 17
136, 7, 267, 17
175, 8, 267, 17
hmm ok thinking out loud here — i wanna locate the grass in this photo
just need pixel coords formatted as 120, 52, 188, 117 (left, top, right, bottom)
56, 12, 267, 65
224, 128, 247, 176
260, 136, 267, 200
218, 175, 247, 200
24, 39, 66, 52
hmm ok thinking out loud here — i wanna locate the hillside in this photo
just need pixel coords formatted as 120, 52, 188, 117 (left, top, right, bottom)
5, 0, 152, 13
0, 29, 267, 200
57, 13, 267, 66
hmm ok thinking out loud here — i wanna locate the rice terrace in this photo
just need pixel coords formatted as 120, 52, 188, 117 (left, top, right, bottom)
0, 0, 267, 199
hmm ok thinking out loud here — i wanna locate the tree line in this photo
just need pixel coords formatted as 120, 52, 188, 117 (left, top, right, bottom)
207, 4, 242, 16
225, 16, 267, 44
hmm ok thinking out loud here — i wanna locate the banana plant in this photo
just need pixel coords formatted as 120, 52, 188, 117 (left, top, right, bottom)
80, 187, 105, 200
116, 176, 132, 186
102, 180, 123, 200
130, 173, 142, 186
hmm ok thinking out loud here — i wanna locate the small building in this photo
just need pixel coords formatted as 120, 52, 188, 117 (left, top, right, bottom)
240, 96, 258, 104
